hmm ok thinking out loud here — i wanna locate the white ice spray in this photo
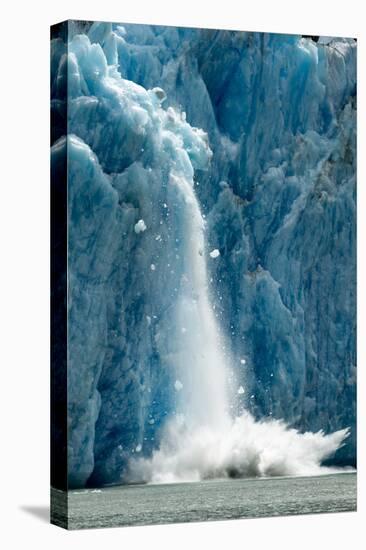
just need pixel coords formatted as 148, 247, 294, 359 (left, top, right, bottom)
168, 172, 230, 431
127, 171, 349, 484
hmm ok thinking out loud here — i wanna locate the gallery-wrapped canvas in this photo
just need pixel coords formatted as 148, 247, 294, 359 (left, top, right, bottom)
50, 20, 357, 529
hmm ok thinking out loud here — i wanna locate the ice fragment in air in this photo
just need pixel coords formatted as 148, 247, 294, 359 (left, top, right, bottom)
174, 380, 183, 392
151, 87, 167, 104
134, 219, 147, 234
209, 249, 220, 258
238, 386, 245, 395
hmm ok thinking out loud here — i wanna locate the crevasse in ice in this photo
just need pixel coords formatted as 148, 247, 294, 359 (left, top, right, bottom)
51, 22, 356, 488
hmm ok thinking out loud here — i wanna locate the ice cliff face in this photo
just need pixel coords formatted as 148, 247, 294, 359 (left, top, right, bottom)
51, 22, 356, 488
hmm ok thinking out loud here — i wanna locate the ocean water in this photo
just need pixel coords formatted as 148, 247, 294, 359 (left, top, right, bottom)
52, 472, 356, 529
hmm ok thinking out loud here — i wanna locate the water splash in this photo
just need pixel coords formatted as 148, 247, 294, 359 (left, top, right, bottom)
127, 170, 349, 484
129, 413, 349, 483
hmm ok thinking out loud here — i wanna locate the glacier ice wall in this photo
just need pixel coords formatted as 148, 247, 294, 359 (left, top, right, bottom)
51, 22, 356, 488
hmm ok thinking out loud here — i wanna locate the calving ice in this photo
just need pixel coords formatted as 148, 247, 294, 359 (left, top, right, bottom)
128, 136, 350, 484
51, 20, 357, 528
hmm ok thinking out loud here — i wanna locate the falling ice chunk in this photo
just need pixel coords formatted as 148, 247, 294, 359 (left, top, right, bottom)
148, 418, 155, 425
174, 380, 183, 392
146, 315, 151, 325
238, 386, 245, 395
240, 358, 246, 365
150, 264, 156, 271
135, 444, 142, 453
151, 87, 167, 104
209, 249, 220, 258
134, 219, 147, 234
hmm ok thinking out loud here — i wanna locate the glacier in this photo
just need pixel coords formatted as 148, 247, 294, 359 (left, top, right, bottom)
51, 21, 356, 488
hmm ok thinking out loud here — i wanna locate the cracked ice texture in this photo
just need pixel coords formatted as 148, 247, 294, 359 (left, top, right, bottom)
51, 21, 356, 487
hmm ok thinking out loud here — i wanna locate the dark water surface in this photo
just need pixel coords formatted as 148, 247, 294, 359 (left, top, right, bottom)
52, 472, 356, 529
